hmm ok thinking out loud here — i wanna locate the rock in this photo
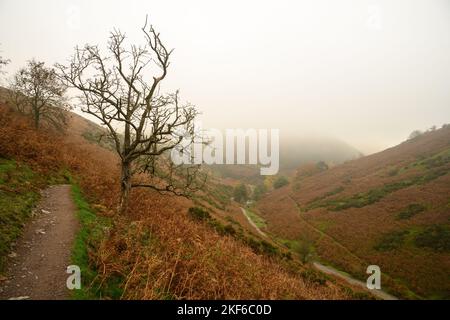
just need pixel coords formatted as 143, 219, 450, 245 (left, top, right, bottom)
7, 252, 17, 258
0, 275, 8, 281
41, 209, 51, 214
36, 229, 46, 235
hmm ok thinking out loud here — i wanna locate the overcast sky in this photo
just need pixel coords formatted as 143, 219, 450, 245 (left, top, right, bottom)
1, 0, 449, 154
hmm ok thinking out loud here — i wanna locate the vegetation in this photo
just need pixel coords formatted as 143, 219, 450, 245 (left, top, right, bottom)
0, 53, 9, 74
316, 161, 329, 171
397, 203, 426, 220
309, 168, 448, 211
273, 176, 289, 189
1, 76, 357, 300
245, 209, 267, 229
9, 59, 67, 130
257, 125, 450, 299
374, 230, 409, 251
0, 158, 41, 272
57, 20, 204, 214
233, 183, 248, 203
306, 186, 344, 210
414, 225, 450, 252
70, 183, 115, 299
375, 225, 450, 253
252, 183, 267, 201
296, 240, 314, 264
188, 207, 211, 221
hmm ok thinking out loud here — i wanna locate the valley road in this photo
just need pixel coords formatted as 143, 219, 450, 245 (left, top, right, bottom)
240, 206, 398, 300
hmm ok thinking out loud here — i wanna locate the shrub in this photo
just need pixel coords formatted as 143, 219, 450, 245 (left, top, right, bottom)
233, 183, 248, 203
300, 269, 326, 286
397, 203, 426, 220
387, 168, 399, 177
188, 207, 211, 221
273, 176, 289, 189
374, 230, 409, 251
252, 183, 267, 200
414, 225, 450, 252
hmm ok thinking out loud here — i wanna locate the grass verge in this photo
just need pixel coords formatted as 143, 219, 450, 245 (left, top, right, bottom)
70, 183, 117, 299
0, 158, 41, 272
245, 209, 267, 229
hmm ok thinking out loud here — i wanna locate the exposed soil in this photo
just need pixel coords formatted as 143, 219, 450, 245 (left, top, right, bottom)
0, 185, 78, 300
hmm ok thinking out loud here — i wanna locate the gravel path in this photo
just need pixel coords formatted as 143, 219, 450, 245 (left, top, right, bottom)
0, 185, 79, 300
240, 207, 268, 238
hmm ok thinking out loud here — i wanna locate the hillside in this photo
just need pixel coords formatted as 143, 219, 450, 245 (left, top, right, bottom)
0, 102, 372, 299
256, 126, 450, 299
209, 135, 362, 184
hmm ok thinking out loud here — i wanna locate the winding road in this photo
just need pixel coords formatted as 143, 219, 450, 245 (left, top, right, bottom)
239, 206, 398, 300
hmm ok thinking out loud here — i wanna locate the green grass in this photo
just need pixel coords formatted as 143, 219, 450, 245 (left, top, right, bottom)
245, 209, 267, 229
0, 158, 41, 272
70, 183, 116, 299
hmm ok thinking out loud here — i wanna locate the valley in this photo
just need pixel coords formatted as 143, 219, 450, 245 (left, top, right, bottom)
250, 126, 450, 299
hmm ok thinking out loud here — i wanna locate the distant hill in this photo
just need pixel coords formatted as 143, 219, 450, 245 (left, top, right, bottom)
279, 134, 363, 170
256, 125, 450, 299
209, 134, 362, 183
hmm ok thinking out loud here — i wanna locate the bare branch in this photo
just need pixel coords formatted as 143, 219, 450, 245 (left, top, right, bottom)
57, 19, 204, 214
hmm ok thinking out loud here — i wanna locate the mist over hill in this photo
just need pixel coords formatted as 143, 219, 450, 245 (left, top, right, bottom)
209, 132, 362, 183
279, 134, 363, 171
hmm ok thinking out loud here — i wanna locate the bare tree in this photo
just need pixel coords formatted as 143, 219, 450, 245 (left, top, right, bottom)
8, 81, 28, 113
0, 45, 9, 73
0, 46, 10, 87
56, 19, 205, 214
0, 55, 9, 73
10, 59, 68, 130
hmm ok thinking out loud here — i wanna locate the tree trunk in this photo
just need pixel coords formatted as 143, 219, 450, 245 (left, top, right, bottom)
33, 108, 40, 129
118, 161, 132, 215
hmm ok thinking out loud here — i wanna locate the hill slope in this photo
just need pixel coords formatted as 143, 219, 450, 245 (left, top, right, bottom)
0, 103, 366, 299
257, 126, 450, 299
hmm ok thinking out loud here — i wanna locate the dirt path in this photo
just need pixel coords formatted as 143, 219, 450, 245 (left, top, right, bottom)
240, 207, 268, 238
0, 185, 78, 300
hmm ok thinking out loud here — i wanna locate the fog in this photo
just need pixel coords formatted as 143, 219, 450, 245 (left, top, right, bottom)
1, 0, 449, 154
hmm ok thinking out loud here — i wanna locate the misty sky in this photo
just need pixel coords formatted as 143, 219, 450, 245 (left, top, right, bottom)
0, 0, 449, 154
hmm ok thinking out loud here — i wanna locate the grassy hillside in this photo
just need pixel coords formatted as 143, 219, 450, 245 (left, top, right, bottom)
0, 102, 367, 299
257, 126, 450, 299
